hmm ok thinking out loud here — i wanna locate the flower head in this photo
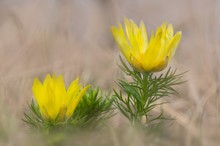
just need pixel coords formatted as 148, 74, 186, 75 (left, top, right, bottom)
111, 17, 182, 72
32, 74, 90, 121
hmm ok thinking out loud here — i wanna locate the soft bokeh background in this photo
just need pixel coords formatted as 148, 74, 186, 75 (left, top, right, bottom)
0, 0, 220, 146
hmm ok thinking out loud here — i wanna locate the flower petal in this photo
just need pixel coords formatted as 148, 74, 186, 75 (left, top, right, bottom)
167, 31, 182, 61
139, 21, 148, 53
66, 85, 90, 118
111, 24, 131, 62
32, 78, 44, 110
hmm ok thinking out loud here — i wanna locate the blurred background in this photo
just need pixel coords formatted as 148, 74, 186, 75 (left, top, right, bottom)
0, 0, 220, 146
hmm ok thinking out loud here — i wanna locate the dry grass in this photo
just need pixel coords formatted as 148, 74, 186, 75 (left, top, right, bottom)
0, 0, 220, 145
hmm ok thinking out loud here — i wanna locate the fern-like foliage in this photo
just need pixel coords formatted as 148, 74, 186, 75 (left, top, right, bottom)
71, 87, 114, 129
114, 57, 185, 126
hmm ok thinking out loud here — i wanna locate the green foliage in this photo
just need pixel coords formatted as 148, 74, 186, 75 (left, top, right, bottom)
23, 100, 48, 129
71, 87, 115, 129
114, 57, 185, 126
22, 87, 114, 131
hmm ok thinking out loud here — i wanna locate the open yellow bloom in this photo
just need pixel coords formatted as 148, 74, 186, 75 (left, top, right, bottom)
32, 74, 90, 121
111, 17, 182, 72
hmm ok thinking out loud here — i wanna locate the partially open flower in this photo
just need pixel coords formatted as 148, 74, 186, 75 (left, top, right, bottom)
111, 17, 182, 72
32, 74, 90, 121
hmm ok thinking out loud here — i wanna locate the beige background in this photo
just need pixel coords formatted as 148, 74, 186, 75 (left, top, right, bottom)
0, 0, 220, 146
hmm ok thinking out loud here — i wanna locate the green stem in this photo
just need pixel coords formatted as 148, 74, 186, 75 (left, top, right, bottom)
141, 72, 150, 124
142, 72, 149, 100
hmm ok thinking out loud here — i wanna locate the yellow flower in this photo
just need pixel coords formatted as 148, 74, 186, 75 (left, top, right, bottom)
111, 17, 182, 72
32, 74, 90, 121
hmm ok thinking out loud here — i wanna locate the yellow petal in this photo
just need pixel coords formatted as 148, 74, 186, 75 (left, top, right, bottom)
111, 25, 131, 62
41, 74, 61, 120
32, 78, 44, 110
124, 17, 134, 44
124, 18, 137, 49
167, 31, 182, 61
161, 22, 167, 31
42, 76, 58, 119
66, 85, 90, 118
130, 55, 144, 71
151, 57, 168, 72
65, 77, 81, 118
139, 21, 148, 53
43, 74, 52, 89
166, 24, 174, 40
54, 75, 67, 107
66, 77, 81, 105
143, 31, 163, 70
32, 76, 57, 119
153, 38, 166, 68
